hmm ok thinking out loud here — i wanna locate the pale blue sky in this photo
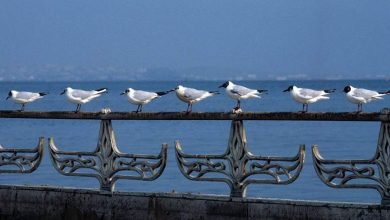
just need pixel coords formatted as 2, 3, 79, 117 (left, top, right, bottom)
1, 1, 390, 79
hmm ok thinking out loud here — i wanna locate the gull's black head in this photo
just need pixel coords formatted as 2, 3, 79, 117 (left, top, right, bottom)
219, 81, 230, 88
343, 86, 351, 93
6, 91, 12, 100
283, 85, 294, 92
120, 89, 130, 95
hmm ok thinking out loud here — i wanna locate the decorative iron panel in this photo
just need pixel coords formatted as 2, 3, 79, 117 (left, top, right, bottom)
0, 138, 44, 174
313, 109, 390, 205
176, 120, 305, 197
48, 120, 167, 191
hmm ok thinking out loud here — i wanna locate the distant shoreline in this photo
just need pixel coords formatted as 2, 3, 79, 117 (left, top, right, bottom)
0, 78, 388, 83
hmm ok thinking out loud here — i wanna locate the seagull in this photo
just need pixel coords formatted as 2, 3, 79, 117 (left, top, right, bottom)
283, 85, 335, 112
174, 85, 219, 112
6, 90, 48, 111
120, 88, 174, 112
60, 87, 107, 112
344, 85, 390, 112
219, 81, 267, 110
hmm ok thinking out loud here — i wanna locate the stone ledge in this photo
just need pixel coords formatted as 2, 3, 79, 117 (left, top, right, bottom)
0, 185, 388, 220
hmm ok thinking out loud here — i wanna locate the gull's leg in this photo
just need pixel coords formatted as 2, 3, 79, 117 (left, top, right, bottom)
20, 104, 25, 112
75, 104, 81, 113
358, 103, 362, 112
187, 103, 193, 113
139, 105, 143, 112
301, 104, 308, 113
135, 105, 141, 113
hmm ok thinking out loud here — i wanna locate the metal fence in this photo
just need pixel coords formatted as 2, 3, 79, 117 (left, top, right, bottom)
0, 109, 389, 204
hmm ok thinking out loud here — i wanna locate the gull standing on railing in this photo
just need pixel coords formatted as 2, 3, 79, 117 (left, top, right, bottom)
121, 88, 174, 112
219, 81, 267, 111
344, 85, 390, 112
283, 85, 335, 112
60, 87, 107, 112
6, 90, 48, 111
174, 85, 219, 112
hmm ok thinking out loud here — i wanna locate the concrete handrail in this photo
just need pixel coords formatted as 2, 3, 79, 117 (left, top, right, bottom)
0, 110, 382, 121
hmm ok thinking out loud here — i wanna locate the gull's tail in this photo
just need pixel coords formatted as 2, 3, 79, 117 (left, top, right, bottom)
156, 89, 175, 96
95, 88, 108, 94
209, 91, 220, 95
39, 92, 48, 97
324, 89, 336, 93
379, 90, 390, 95
257, 89, 268, 94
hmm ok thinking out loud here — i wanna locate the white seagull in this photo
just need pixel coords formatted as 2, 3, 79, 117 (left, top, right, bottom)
283, 85, 335, 112
60, 87, 107, 112
219, 81, 267, 110
174, 85, 219, 112
120, 88, 174, 112
6, 90, 48, 111
344, 85, 390, 112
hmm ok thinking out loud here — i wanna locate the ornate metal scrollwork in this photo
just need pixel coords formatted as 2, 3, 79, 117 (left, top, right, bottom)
313, 109, 390, 205
0, 138, 44, 173
48, 120, 168, 191
175, 120, 305, 197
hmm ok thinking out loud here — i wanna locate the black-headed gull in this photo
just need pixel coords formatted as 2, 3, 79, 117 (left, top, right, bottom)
60, 87, 107, 112
219, 81, 267, 110
120, 88, 174, 113
283, 85, 335, 112
343, 85, 390, 112
174, 85, 219, 112
6, 90, 48, 111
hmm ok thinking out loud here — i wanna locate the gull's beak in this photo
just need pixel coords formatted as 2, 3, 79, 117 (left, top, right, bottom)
283, 89, 289, 92
120, 92, 126, 95
60, 90, 65, 95
218, 85, 224, 88
5, 95, 10, 100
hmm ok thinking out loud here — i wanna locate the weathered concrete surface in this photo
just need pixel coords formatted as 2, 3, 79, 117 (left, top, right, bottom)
0, 185, 389, 220
0, 110, 381, 121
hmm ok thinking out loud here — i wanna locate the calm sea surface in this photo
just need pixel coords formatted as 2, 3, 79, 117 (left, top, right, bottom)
0, 80, 389, 203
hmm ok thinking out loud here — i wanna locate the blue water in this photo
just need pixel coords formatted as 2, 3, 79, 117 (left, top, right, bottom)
0, 80, 389, 203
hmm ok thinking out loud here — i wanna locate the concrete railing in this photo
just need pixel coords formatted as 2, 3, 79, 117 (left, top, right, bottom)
0, 110, 381, 120
1, 109, 389, 206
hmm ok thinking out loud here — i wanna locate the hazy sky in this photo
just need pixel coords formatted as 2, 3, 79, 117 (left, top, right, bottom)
1, 1, 390, 78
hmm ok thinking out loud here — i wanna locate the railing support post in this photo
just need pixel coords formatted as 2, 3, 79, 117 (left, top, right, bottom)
230, 186, 247, 198
228, 120, 248, 197
378, 109, 390, 204
97, 119, 116, 191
